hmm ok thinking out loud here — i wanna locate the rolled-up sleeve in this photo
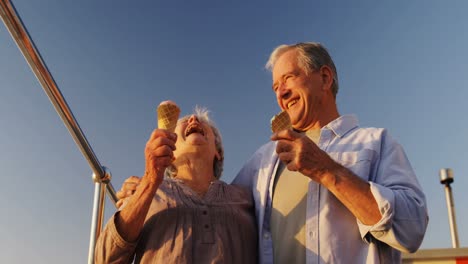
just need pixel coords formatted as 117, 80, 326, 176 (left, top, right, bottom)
94, 212, 138, 264
356, 133, 429, 253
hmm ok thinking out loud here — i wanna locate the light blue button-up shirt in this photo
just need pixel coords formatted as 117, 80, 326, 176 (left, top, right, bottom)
233, 115, 428, 264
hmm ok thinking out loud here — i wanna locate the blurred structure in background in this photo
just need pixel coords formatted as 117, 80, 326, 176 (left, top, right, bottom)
403, 168, 467, 264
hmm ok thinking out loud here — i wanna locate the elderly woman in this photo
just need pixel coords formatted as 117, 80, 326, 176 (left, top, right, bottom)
95, 107, 257, 263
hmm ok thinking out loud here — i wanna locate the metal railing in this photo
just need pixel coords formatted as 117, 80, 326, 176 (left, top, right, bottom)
0, 1, 118, 263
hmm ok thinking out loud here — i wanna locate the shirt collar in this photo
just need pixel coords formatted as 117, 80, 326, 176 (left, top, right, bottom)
323, 114, 359, 138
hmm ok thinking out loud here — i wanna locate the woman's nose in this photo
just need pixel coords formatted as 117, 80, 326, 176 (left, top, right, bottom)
188, 115, 199, 124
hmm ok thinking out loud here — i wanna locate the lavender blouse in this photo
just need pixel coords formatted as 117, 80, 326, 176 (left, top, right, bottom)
95, 178, 258, 264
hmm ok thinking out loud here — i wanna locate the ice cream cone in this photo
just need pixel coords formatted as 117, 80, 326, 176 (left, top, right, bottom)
270, 110, 291, 133
157, 101, 180, 132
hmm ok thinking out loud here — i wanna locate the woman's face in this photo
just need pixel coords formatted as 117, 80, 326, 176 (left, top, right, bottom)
173, 115, 220, 161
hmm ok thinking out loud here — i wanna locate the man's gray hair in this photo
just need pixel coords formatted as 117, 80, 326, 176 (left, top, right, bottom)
165, 105, 224, 179
265, 42, 339, 97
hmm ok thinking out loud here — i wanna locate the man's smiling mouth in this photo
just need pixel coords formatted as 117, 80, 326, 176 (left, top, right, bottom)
287, 99, 298, 109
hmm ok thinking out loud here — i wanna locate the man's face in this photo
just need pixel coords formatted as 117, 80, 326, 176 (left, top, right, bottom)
272, 49, 326, 131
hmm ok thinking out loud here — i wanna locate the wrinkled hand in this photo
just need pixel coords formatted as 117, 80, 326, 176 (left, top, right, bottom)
271, 129, 338, 183
144, 129, 177, 184
116, 176, 141, 208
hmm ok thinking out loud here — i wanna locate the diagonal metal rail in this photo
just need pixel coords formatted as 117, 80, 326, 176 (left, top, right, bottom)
0, 1, 118, 263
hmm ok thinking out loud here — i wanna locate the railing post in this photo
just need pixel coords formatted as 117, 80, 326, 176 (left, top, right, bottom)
0, 2, 121, 262
0, 0, 119, 206
0, 2, 121, 261
88, 167, 112, 264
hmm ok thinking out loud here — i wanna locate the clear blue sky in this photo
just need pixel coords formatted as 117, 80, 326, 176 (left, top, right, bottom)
1, 0, 467, 263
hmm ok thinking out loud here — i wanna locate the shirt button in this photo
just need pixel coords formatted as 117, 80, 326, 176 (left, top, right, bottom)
202, 210, 208, 215
204, 224, 210, 229
263, 233, 270, 240
374, 231, 384, 237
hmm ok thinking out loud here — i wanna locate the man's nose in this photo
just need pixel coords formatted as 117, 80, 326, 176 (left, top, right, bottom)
277, 83, 291, 99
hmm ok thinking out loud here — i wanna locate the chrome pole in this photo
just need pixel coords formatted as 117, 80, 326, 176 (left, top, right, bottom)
88, 167, 111, 264
1, 1, 119, 262
0, 0, 118, 204
439, 168, 460, 248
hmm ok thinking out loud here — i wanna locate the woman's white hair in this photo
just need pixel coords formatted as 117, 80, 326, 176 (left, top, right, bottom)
165, 105, 224, 179
265, 42, 339, 97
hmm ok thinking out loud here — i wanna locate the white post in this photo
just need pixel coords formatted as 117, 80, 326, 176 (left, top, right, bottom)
439, 168, 459, 248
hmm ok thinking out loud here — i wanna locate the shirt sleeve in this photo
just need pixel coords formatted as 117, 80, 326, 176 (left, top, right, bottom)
94, 212, 138, 264
356, 132, 429, 253
232, 145, 267, 187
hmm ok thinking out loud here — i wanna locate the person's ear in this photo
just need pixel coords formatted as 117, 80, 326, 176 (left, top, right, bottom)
214, 151, 221, 161
320, 65, 334, 91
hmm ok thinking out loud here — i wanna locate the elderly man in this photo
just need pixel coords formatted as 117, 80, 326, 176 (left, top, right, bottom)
233, 42, 428, 263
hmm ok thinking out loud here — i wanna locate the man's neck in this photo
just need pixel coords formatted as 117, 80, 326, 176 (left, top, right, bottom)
299, 111, 340, 131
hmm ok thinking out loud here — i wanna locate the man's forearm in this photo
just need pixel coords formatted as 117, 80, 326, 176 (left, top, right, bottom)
321, 164, 381, 225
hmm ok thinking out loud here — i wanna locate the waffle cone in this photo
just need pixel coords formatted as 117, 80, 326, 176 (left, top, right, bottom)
157, 102, 180, 132
270, 110, 291, 133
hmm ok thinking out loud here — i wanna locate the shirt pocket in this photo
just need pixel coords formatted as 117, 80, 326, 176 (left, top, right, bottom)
328, 149, 375, 181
